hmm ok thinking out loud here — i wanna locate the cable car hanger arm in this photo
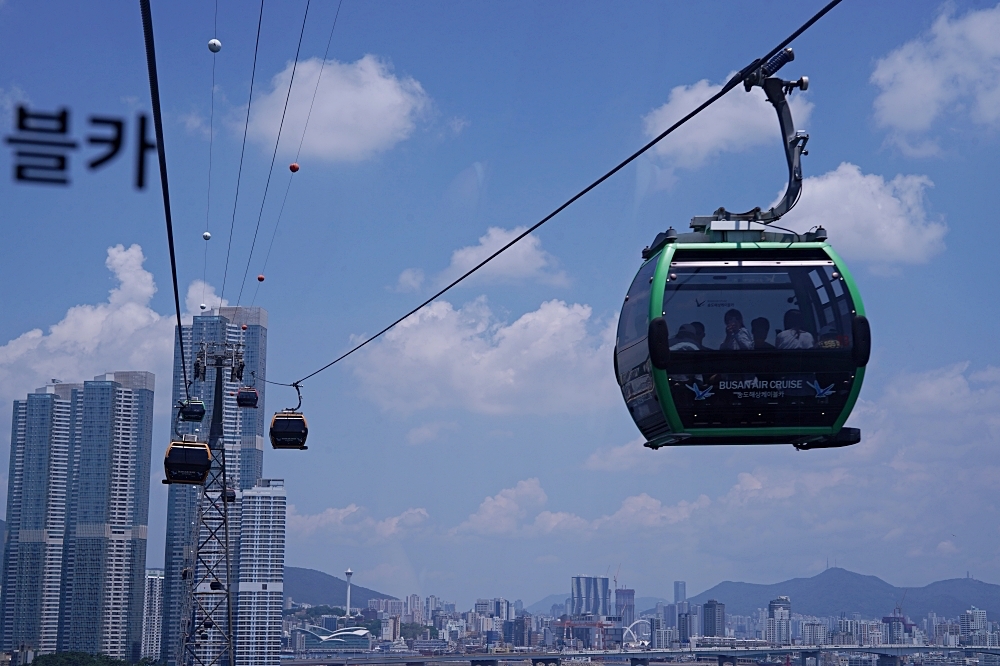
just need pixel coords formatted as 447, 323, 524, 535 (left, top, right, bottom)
279, 0, 846, 388
699, 48, 811, 226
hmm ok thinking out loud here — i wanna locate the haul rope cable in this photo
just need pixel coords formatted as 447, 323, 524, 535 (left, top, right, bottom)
138, 0, 192, 397
250, 0, 344, 309
266, 0, 846, 390
219, 0, 266, 302
202, 0, 220, 308
235, 0, 313, 307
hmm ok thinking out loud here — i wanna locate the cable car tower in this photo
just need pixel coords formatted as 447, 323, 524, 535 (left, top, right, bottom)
182, 340, 244, 666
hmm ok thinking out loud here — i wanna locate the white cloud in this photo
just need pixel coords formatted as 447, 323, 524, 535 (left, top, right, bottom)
643, 75, 813, 171
287, 504, 362, 537
594, 493, 710, 530
871, 4, 1000, 153
248, 55, 430, 161
184, 279, 228, 317
405, 421, 457, 446
584, 437, 661, 472
454, 478, 548, 535
394, 268, 424, 293
454, 478, 708, 537
352, 297, 617, 415
437, 226, 567, 287
288, 503, 427, 540
778, 163, 946, 267
448, 117, 470, 135
937, 540, 958, 555
375, 508, 429, 537
0, 244, 174, 408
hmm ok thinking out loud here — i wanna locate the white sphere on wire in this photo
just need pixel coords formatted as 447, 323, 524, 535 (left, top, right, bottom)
200, 303, 207, 310
203, 231, 211, 241
208, 39, 222, 53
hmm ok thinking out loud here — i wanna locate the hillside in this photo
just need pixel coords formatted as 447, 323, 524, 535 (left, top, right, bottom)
284, 567, 396, 607
678, 568, 1000, 619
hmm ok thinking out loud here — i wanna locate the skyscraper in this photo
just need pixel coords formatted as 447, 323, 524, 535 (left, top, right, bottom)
235, 480, 285, 666
142, 569, 165, 659
767, 596, 791, 645
161, 307, 268, 665
673, 581, 686, 604
615, 588, 635, 628
570, 576, 609, 616
702, 599, 725, 637
1, 372, 154, 662
2, 381, 81, 654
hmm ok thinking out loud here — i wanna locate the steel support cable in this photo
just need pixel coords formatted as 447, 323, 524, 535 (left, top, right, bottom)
235, 0, 312, 306
250, 0, 343, 308
219, 0, 266, 301
202, 0, 220, 307
138, 0, 192, 398
270, 0, 847, 388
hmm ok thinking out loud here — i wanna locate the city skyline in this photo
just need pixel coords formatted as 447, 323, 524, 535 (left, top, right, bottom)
3, 0, 1000, 611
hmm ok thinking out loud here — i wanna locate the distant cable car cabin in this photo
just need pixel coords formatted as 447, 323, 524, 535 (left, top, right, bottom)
614, 49, 870, 450
163, 435, 211, 485
178, 398, 206, 422
236, 387, 259, 408
269, 410, 308, 450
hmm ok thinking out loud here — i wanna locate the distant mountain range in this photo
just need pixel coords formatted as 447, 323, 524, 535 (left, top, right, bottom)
284, 567, 396, 607
647, 568, 1000, 619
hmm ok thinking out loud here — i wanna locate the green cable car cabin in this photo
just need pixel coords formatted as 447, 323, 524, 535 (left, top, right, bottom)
615, 48, 870, 450
616, 222, 869, 450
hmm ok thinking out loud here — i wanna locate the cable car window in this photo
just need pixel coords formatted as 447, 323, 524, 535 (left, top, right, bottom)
662, 260, 854, 352
617, 256, 659, 350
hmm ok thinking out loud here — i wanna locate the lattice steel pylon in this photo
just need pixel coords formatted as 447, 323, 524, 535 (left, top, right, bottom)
184, 341, 244, 666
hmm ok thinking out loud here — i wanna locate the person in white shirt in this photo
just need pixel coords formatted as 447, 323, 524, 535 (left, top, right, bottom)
776, 308, 814, 349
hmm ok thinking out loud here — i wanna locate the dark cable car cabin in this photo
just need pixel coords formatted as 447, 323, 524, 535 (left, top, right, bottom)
614, 49, 870, 450
269, 411, 308, 450
178, 398, 206, 422
163, 436, 212, 484
236, 387, 259, 408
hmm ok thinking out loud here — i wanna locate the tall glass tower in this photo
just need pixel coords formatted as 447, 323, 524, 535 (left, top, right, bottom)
160, 307, 267, 666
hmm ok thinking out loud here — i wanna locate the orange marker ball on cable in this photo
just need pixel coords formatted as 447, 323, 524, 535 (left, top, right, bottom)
241, 324, 248, 331
289, 163, 300, 173
257, 274, 265, 282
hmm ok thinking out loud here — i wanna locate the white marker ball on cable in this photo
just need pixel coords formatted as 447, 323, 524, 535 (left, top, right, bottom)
200, 303, 207, 310
203, 231, 211, 241
208, 39, 222, 53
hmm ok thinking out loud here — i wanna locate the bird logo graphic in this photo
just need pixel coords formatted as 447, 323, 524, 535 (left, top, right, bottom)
685, 383, 715, 400
807, 380, 835, 398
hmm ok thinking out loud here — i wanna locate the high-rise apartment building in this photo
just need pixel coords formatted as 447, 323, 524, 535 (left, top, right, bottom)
2, 381, 80, 654
673, 581, 686, 604
235, 480, 285, 666
161, 307, 267, 666
960, 607, 988, 637
766, 596, 791, 646
142, 569, 165, 659
702, 599, 725, 637
570, 576, 609, 616
1, 372, 154, 662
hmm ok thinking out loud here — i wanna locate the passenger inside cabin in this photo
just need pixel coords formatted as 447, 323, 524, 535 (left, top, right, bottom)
669, 323, 703, 351
776, 308, 815, 349
720, 308, 753, 350
751, 317, 775, 350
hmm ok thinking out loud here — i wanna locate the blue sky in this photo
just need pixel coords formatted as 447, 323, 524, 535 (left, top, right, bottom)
2, 0, 1000, 610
